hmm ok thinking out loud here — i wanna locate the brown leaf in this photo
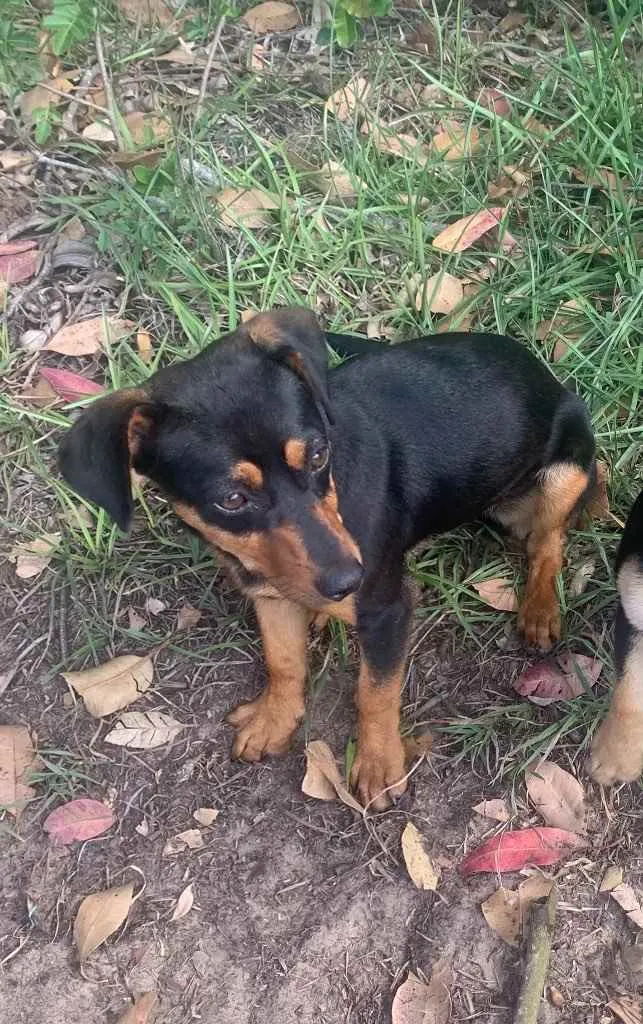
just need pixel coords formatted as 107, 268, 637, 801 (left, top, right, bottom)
156, 42, 205, 66
610, 883, 643, 930
43, 799, 114, 844
498, 11, 528, 32
145, 597, 166, 616
193, 807, 219, 827
124, 112, 171, 146
473, 577, 518, 612
600, 865, 624, 892
514, 653, 602, 705
481, 886, 521, 946
217, 187, 280, 228
472, 798, 510, 822
21, 377, 58, 407
302, 740, 364, 813
364, 122, 429, 166
82, 120, 117, 143
171, 883, 194, 921
46, 317, 133, 356
9, 533, 61, 579
241, 1, 300, 32
401, 822, 441, 891
63, 654, 154, 718
392, 961, 452, 1024
0, 726, 37, 816
432, 207, 507, 254
136, 330, 154, 364
117, 0, 177, 26
488, 165, 531, 199
518, 874, 554, 909
571, 166, 620, 192
117, 992, 156, 1024
525, 760, 586, 833
0, 150, 34, 171
569, 558, 595, 597
608, 997, 642, 1024
418, 272, 464, 314
431, 124, 480, 160
0, 246, 39, 285
308, 160, 362, 202
325, 77, 370, 122
21, 77, 74, 121
74, 884, 135, 959
163, 828, 204, 855
177, 604, 203, 630
104, 711, 185, 749
477, 88, 511, 116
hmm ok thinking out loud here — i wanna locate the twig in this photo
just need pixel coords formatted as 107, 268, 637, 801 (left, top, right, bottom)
63, 62, 100, 133
95, 26, 123, 147
514, 886, 557, 1024
195, 16, 226, 121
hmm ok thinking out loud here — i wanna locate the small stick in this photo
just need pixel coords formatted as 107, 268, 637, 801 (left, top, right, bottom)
195, 16, 226, 121
95, 26, 123, 147
514, 886, 557, 1024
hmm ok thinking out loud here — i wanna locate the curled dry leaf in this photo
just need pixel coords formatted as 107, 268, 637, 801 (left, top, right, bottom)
513, 653, 602, 705
177, 604, 203, 631
156, 42, 204, 66
391, 960, 452, 1024
459, 826, 585, 876
404, 731, 434, 762
599, 865, 624, 892
74, 883, 135, 959
302, 740, 364, 813
525, 760, 586, 833
608, 997, 642, 1024
171, 883, 194, 921
117, 992, 156, 1024
82, 120, 116, 143
0, 725, 37, 816
163, 828, 204, 855
432, 207, 507, 254
571, 166, 621, 192
418, 273, 463, 315
63, 654, 154, 718
610, 883, 643, 930
472, 799, 510, 822
217, 187, 280, 229
43, 798, 114, 845
431, 124, 480, 160
401, 822, 441, 891
473, 577, 518, 612
46, 317, 132, 356
325, 76, 370, 122
136, 330, 154, 364
241, 1, 300, 32
39, 367, 104, 401
9, 532, 61, 579
104, 711, 185, 750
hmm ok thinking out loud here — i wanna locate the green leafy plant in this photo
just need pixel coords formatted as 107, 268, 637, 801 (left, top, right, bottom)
328, 0, 392, 47
43, 0, 95, 55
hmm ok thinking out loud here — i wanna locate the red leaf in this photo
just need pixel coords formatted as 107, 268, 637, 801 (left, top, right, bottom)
39, 368, 104, 402
513, 653, 602, 705
43, 798, 115, 845
0, 247, 39, 284
477, 88, 511, 117
0, 240, 38, 256
459, 826, 585, 876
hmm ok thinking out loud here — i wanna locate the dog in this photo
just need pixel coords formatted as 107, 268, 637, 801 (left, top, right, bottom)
59, 307, 597, 809
589, 487, 643, 784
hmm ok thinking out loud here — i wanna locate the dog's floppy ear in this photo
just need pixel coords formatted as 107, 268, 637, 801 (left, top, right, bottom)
58, 389, 157, 532
245, 307, 331, 422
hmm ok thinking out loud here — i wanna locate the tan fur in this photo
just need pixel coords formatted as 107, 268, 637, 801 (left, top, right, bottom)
589, 635, 643, 783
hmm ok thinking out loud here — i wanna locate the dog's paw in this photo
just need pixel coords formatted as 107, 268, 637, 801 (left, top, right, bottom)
351, 736, 407, 811
518, 592, 560, 650
588, 711, 643, 785
227, 695, 302, 762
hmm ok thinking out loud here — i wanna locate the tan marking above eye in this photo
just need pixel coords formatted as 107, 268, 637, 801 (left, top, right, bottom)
284, 438, 307, 472
232, 460, 264, 489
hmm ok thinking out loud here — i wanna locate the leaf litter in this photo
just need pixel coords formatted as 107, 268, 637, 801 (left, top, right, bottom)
401, 822, 441, 891
473, 578, 518, 612
46, 316, 132, 356
74, 883, 136, 959
117, 992, 157, 1024
0, 725, 37, 816
9, 533, 61, 579
43, 799, 115, 845
63, 654, 154, 717
391, 960, 452, 1024
459, 826, 585, 876
514, 653, 602, 704
525, 760, 586, 833
302, 740, 363, 813
104, 711, 185, 750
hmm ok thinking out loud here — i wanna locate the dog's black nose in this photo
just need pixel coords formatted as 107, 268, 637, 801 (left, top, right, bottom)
316, 562, 364, 602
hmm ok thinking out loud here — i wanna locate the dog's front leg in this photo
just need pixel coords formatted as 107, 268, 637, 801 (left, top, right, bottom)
351, 586, 412, 810
228, 596, 310, 761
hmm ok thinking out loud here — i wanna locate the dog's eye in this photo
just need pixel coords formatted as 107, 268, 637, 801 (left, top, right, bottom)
217, 492, 248, 513
310, 445, 330, 472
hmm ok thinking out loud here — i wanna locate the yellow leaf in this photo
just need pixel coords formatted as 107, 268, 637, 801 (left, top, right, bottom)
216, 187, 280, 228
473, 577, 518, 612
325, 76, 370, 122
0, 725, 37, 817
63, 654, 154, 718
46, 317, 133, 356
74, 884, 135, 959
401, 822, 441, 890
241, 2, 300, 32
9, 532, 61, 579
136, 330, 154, 364
302, 740, 364, 813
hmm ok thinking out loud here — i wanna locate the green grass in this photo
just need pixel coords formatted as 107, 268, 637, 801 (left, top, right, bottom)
1, 0, 641, 780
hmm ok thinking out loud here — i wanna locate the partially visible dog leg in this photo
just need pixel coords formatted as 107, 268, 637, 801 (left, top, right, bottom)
518, 462, 590, 649
228, 596, 310, 760
588, 634, 643, 784
351, 587, 412, 810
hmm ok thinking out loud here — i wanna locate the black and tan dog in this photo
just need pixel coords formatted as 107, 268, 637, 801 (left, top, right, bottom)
589, 488, 643, 785
59, 308, 598, 808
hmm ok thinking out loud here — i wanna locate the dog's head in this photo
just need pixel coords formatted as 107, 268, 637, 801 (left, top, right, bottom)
59, 307, 363, 605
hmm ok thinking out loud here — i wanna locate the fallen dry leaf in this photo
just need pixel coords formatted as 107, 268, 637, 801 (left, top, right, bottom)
136, 330, 154, 364
302, 740, 364, 813
46, 317, 132, 356
459, 826, 585, 876
74, 883, 135, 959
192, 808, 218, 828
82, 120, 116, 143
124, 112, 171, 146
431, 123, 480, 160
217, 186, 280, 229
600, 865, 624, 892
156, 42, 205, 66
569, 558, 595, 597
9, 533, 61, 579
404, 731, 434, 762
498, 11, 528, 31
117, 992, 156, 1024
472, 799, 510, 822
325, 76, 370, 122
473, 577, 518, 612
21, 377, 57, 407
608, 997, 642, 1024
481, 886, 521, 946
0, 150, 33, 171
610, 883, 643, 930
513, 653, 602, 705
0, 725, 37, 816
418, 272, 463, 315
518, 874, 554, 909
309, 160, 362, 202
241, 1, 300, 32
177, 605, 203, 631
171, 883, 194, 921
117, 0, 177, 26
477, 88, 511, 117
535, 299, 585, 362
391, 960, 452, 1024
571, 166, 621, 192
525, 760, 586, 833
432, 207, 507, 254
63, 654, 154, 718
128, 608, 146, 631
402, 822, 441, 891
488, 165, 531, 200
39, 367, 104, 401
21, 77, 74, 121
0, 242, 39, 285
43, 798, 114, 845
104, 711, 184, 750
363, 122, 429, 166
145, 597, 166, 616
163, 828, 204, 855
